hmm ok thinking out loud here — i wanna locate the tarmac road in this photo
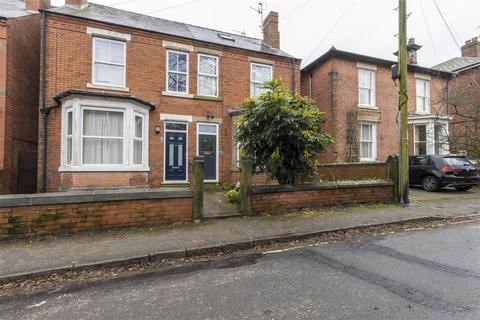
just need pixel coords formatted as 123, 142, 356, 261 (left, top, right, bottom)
1, 222, 479, 320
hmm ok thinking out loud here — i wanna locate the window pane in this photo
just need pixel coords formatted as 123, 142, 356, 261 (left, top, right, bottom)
83, 110, 123, 137
178, 74, 187, 92
416, 142, 427, 155
67, 112, 72, 135
135, 116, 143, 138
95, 39, 124, 64
415, 125, 426, 142
252, 65, 271, 82
67, 137, 72, 164
198, 75, 217, 96
83, 138, 123, 164
168, 52, 178, 72
168, 72, 178, 91
358, 70, 371, 88
133, 140, 142, 164
252, 83, 267, 97
199, 124, 217, 134
94, 39, 110, 62
166, 122, 187, 131
361, 124, 372, 141
199, 56, 216, 75
360, 142, 372, 159
109, 42, 124, 64
94, 63, 125, 87
178, 53, 187, 73
359, 88, 370, 105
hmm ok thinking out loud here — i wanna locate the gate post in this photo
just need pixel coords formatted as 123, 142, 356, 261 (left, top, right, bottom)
192, 156, 204, 221
239, 157, 253, 216
386, 154, 400, 203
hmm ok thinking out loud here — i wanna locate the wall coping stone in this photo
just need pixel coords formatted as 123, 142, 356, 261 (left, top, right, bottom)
252, 180, 393, 194
318, 162, 386, 168
0, 188, 192, 208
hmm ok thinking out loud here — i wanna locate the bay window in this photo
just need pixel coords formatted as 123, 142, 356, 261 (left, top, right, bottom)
359, 123, 377, 161
358, 68, 375, 107
251, 63, 272, 97
92, 37, 126, 88
414, 125, 427, 155
198, 54, 218, 97
167, 50, 188, 93
60, 97, 149, 171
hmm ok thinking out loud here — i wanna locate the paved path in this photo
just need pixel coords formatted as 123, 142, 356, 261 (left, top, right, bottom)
0, 187, 479, 279
2, 222, 479, 319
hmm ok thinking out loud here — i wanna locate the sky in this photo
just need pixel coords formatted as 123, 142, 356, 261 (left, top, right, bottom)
51, 0, 480, 68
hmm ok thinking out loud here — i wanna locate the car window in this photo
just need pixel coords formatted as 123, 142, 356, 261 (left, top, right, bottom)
442, 157, 473, 166
411, 157, 430, 165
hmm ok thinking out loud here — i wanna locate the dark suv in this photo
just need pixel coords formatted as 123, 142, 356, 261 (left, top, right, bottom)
409, 155, 480, 192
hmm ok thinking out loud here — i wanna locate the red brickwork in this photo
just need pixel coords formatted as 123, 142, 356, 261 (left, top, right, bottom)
0, 15, 40, 194
40, 13, 300, 192
0, 196, 192, 240
252, 183, 394, 215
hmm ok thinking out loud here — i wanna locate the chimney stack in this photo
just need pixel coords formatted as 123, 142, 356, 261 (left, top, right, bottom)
25, 0, 51, 11
406, 38, 422, 65
461, 36, 480, 58
65, 0, 88, 8
263, 11, 280, 49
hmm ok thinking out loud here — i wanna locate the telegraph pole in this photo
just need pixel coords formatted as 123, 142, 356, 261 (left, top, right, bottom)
398, 0, 409, 205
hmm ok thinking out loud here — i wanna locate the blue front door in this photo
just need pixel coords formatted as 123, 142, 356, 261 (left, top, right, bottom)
165, 131, 187, 181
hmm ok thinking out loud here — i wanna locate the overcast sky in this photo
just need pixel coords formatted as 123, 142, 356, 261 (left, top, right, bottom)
52, 0, 480, 67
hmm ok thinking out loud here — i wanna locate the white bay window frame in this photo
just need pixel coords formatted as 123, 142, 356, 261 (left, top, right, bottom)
197, 54, 219, 97
92, 37, 127, 89
60, 97, 149, 172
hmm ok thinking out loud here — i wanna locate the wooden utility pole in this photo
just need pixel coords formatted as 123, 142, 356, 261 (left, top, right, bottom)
398, 0, 409, 205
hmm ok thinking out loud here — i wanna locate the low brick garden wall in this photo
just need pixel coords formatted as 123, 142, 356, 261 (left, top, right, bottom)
318, 162, 386, 182
251, 180, 394, 215
0, 188, 192, 240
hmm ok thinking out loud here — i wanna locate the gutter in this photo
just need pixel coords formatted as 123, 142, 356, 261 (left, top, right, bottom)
40, 10, 48, 193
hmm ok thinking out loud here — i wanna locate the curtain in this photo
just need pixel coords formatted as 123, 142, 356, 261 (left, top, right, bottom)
83, 110, 124, 164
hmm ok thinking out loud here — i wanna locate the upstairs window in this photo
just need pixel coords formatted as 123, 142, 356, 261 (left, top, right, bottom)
358, 68, 376, 107
198, 54, 219, 97
167, 50, 188, 93
92, 38, 126, 88
416, 79, 430, 113
251, 63, 272, 97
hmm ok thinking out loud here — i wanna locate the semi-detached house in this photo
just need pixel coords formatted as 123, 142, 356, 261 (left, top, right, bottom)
301, 39, 452, 164
38, 0, 300, 192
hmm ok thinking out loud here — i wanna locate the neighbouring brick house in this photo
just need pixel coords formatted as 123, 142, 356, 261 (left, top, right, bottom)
433, 36, 480, 160
38, 0, 300, 192
0, 0, 48, 194
301, 40, 452, 164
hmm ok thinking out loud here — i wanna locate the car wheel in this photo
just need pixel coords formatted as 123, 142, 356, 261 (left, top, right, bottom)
422, 175, 440, 192
454, 186, 472, 191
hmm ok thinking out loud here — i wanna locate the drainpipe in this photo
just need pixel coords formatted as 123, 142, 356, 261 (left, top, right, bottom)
291, 58, 297, 94
40, 10, 48, 193
329, 65, 338, 162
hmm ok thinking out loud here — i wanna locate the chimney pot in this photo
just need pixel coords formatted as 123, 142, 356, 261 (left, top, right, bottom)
25, 0, 51, 11
65, 0, 88, 8
461, 35, 480, 58
406, 38, 422, 65
262, 11, 280, 49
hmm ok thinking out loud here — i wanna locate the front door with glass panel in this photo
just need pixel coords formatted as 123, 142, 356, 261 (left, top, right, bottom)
165, 122, 187, 181
198, 124, 217, 181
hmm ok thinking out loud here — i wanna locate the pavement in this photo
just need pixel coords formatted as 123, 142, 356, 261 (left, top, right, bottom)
0, 187, 479, 282
2, 221, 479, 319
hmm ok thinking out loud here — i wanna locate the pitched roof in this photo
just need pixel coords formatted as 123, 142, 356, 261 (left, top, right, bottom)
302, 47, 452, 77
0, 0, 35, 19
44, 3, 296, 60
432, 57, 480, 73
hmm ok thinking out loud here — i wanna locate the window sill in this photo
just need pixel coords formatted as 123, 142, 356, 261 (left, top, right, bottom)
87, 83, 130, 92
59, 166, 150, 172
359, 159, 377, 163
415, 110, 432, 115
194, 95, 223, 102
358, 105, 378, 110
162, 91, 194, 99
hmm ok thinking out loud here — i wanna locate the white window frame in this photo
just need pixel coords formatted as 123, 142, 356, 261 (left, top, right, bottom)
414, 124, 428, 155
196, 123, 219, 183
92, 37, 127, 89
133, 112, 146, 165
65, 108, 73, 165
434, 123, 449, 156
250, 63, 273, 97
416, 79, 431, 114
359, 122, 377, 162
163, 121, 189, 183
358, 68, 376, 108
166, 50, 189, 94
60, 97, 149, 172
197, 54, 219, 97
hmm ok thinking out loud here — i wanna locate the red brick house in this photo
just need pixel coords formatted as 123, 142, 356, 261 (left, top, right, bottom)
0, 0, 49, 194
38, 0, 300, 192
433, 36, 480, 160
301, 41, 452, 164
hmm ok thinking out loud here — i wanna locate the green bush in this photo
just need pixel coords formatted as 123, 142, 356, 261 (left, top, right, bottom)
225, 189, 240, 203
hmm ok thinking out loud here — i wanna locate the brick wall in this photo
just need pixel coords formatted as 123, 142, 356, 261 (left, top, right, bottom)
1, 15, 40, 194
252, 181, 394, 215
39, 13, 300, 192
0, 20, 6, 191
0, 188, 192, 240
302, 56, 449, 163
